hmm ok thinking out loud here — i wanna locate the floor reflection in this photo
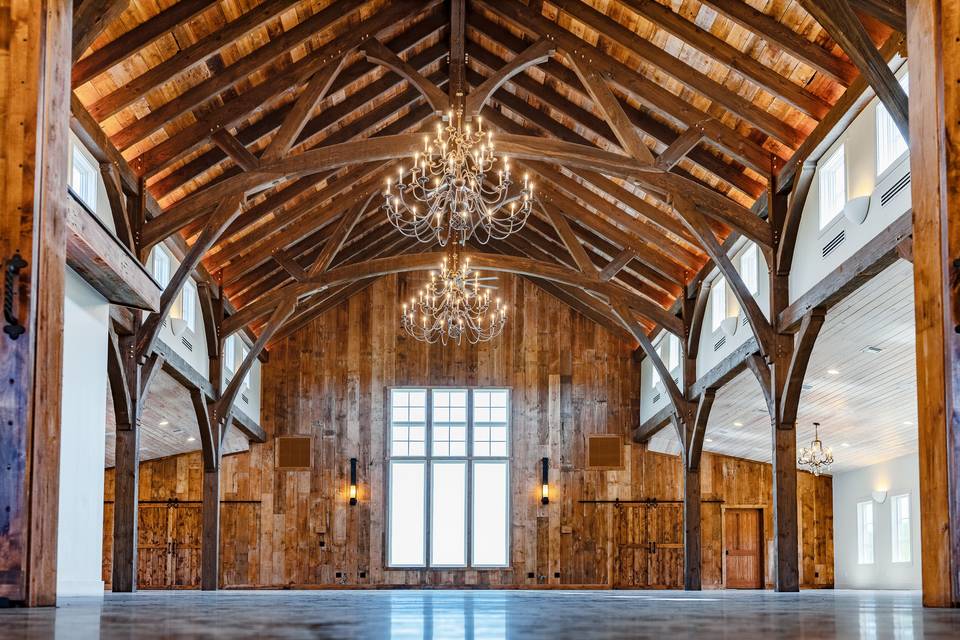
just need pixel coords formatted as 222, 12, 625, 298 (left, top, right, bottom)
1, 588, 957, 639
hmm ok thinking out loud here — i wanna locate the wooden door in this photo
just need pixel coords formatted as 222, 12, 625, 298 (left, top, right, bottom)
646, 504, 684, 589
724, 508, 763, 589
170, 505, 202, 588
613, 504, 650, 587
137, 505, 170, 589
220, 503, 261, 587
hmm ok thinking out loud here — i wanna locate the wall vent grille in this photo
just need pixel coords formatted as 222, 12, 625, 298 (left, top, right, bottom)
881, 171, 911, 207
713, 336, 726, 351
822, 230, 845, 258
181, 336, 193, 351
741, 315, 749, 327
587, 435, 624, 469
277, 436, 312, 470
241, 393, 249, 404
652, 393, 661, 404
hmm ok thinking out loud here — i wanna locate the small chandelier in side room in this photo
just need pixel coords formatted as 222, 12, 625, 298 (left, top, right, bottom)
383, 111, 534, 246
797, 422, 834, 476
400, 243, 506, 346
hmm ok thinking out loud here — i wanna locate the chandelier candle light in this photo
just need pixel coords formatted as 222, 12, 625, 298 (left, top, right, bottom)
797, 422, 834, 476
384, 111, 534, 246
400, 245, 506, 345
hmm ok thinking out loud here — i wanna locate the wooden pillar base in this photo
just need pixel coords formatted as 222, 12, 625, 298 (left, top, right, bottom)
683, 465, 702, 591
201, 467, 220, 591
772, 423, 799, 592
112, 426, 140, 592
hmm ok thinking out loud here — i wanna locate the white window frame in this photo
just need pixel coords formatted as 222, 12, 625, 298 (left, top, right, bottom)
387, 386, 511, 570
70, 143, 98, 212
891, 493, 911, 563
223, 334, 236, 373
740, 243, 758, 296
876, 73, 910, 177
180, 279, 197, 334
151, 248, 171, 288
818, 145, 846, 231
667, 334, 680, 372
240, 344, 251, 389
711, 277, 727, 332
857, 500, 875, 565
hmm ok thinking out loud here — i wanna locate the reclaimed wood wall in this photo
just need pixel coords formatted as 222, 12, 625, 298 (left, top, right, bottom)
104, 274, 833, 588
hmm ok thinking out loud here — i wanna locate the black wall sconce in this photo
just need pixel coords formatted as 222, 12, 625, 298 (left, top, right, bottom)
349, 457, 358, 505
541, 457, 549, 505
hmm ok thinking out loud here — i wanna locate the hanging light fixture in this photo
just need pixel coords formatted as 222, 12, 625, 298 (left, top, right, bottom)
797, 422, 834, 476
400, 243, 506, 345
383, 111, 534, 246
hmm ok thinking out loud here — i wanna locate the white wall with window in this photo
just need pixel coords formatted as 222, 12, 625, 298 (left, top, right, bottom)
832, 452, 921, 589
221, 332, 261, 423
638, 332, 683, 422
388, 388, 510, 569
789, 61, 911, 304
68, 132, 113, 232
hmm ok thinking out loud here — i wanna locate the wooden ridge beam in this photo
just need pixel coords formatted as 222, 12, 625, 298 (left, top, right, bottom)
449, 0, 466, 107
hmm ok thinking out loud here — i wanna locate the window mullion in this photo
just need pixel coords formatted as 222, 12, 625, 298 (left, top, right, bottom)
425, 387, 434, 568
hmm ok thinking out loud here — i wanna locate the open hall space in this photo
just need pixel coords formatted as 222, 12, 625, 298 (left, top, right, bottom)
3, 0, 960, 637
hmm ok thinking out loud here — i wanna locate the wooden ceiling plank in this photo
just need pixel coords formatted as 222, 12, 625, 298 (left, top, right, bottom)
261, 55, 354, 163
520, 0, 804, 147
466, 17, 767, 196
472, 0, 778, 171
698, 0, 858, 85
614, 0, 833, 119
797, 0, 908, 140
113, 0, 425, 151
463, 38, 555, 117
362, 37, 450, 114
564, 50, 657, 164
73, 0, 218, 86
73, 0, 131, 63
88, 0, 302, 121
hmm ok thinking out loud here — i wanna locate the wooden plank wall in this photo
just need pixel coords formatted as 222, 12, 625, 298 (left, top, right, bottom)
103, 273, 833, 588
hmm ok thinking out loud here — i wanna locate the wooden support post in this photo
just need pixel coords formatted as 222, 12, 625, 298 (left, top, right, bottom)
905, 0, 960, 607
0, 0, 71, 607
111, 333, 142, 593
683, 463, 702, 590
201, 467, 220, 591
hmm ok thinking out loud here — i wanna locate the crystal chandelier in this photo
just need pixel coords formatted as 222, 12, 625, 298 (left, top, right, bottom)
400, 245, 506, 345
797, 422, 834, 476
383, 112, 534, 246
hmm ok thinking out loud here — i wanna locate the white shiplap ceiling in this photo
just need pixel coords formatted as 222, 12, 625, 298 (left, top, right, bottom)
649, 259, 918, 474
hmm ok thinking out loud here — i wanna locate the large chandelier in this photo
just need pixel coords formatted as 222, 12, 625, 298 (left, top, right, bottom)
400, 245, 506, 345
383, 112, 534, 246
797, 422, 834, 476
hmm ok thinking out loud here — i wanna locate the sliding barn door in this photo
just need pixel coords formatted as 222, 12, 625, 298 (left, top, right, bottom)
137, 505, 171, 589
613, 504, 650, 588
646, 504, 684, 589
724, 508, 763, 589
170, 505, 202, 588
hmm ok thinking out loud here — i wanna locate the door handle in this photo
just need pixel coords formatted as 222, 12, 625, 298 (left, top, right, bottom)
3, 253, 27, 340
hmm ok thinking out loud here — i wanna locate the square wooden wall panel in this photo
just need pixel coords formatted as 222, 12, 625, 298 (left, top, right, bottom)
276, 436, 312, 470
587, 434, 623, 469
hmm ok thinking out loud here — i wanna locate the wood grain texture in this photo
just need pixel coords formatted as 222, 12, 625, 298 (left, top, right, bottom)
102, 274, 832, 589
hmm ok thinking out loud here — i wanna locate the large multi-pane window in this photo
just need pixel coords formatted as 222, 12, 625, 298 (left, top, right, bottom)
388, 388, 510, 569
891, 493, 911, 563
876, 73, 910, 176
857, 500, 875, 565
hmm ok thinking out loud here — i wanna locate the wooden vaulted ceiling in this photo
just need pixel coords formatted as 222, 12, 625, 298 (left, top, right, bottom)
73, 0, 899, 344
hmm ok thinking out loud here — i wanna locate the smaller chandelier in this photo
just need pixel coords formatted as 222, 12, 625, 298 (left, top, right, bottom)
384, 112, 534, 246
797, 422, 834, 476
400, 247, 506, 345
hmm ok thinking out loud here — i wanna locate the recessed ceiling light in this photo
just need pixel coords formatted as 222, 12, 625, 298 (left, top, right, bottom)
158, 420, 169, 426
862, 346, 883, 354
802, 383, 814, 390
841, 442, 851, 448
902, 421, 913, 426
733, 421, 743, 427
187, 436, 196, 442
705, 438, 713, 443
827, 369, 840, 375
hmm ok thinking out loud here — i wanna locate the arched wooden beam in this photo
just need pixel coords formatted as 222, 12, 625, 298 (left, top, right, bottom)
362, 37, 449, 113
779, 307, 826, 427
222, 251, 682, 337
145, 133, 763, 248
463, 39, 555, 116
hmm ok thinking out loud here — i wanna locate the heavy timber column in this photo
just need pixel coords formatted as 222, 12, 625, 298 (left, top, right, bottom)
906, 0, 960, 608
0, 0, 71, 606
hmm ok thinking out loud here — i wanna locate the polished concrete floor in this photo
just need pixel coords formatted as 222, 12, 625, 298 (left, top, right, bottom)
2, 589, 959, 639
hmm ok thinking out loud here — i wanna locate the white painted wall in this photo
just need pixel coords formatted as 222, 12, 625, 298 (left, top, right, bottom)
57, 269, 109, 597
788, 64, 911, 303
832, 452, 921, 589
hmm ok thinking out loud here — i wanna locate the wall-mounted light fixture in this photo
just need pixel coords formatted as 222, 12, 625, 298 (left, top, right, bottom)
541, 457, 549, 505
349, 457, 358, 505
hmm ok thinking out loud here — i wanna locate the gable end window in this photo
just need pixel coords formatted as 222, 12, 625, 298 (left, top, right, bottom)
876, 73, 910, 176
819, 145, 846, 230
711, 277, 727, 332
